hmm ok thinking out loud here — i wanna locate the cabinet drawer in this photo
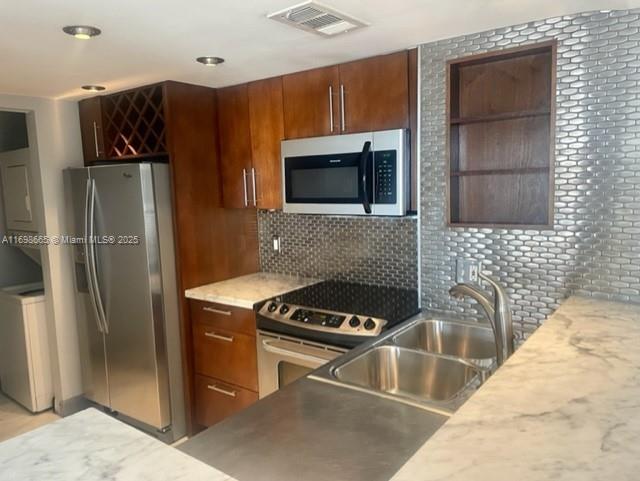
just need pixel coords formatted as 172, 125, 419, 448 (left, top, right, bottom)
192, 323, 258, 390
194, 374, 258, 427
189, 299, 256, 336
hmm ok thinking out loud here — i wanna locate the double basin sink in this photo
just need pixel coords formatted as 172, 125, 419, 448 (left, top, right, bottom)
310, 319, 497, 415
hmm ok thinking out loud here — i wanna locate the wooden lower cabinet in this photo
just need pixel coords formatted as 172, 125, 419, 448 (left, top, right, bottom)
190, 299, 259, 428
194, 374, 258, 427
190, 299, 256, 336
192, 324, 258, 391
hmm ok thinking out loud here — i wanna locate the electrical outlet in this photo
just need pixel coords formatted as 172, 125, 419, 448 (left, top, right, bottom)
456, 258, 480, 283
468, 262, 479, 282
272, 236, 281, 254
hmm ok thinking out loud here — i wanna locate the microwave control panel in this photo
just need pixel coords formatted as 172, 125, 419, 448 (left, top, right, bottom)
374, 150, 397, 204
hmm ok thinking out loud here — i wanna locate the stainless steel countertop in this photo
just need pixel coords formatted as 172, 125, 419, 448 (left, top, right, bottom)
179, 376, 447, 481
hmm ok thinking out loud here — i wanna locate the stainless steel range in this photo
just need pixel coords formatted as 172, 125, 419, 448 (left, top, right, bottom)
256, 280, 419, 398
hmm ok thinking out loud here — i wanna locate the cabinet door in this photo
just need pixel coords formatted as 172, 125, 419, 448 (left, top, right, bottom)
194, 374, 258, 427
338, 51, 410, 134
217, 84, 253, 208
0, 148, 37, 232
78, 97, 106, 164
248, 77, 285, 210
282, 65, 339, 139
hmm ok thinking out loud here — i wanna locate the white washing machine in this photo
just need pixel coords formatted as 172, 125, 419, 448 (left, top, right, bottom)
0, 282, 53, 412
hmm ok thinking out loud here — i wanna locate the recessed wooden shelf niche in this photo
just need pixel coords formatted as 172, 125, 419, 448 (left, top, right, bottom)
447, 42, 556, 227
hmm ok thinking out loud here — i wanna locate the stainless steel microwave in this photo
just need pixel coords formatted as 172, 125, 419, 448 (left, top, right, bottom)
281, 129, 409, 216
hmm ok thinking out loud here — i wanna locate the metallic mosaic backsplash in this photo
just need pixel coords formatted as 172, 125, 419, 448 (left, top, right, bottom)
258, 210, 418, 289
420, 9, 640, 338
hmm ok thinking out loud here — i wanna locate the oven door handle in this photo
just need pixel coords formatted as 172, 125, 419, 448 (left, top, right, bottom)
359, 141, 372, 214
261, 339, 340, 365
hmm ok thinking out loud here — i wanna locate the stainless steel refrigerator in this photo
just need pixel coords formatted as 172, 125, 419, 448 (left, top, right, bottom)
64, 163, 185, 442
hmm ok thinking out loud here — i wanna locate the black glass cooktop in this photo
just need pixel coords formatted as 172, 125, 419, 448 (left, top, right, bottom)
275, 280, 420, 328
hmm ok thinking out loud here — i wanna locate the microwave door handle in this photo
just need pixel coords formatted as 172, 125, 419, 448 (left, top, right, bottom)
359, 141, 372, 214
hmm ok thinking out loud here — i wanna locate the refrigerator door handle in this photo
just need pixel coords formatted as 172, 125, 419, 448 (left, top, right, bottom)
87, 178, 109, 334
84, 178, 104, 334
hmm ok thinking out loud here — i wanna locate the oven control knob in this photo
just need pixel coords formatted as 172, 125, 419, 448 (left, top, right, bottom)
267, 302, 278, 313
349, 316, 360, 327
279, 304, 290, 315
364, 318, 376, 331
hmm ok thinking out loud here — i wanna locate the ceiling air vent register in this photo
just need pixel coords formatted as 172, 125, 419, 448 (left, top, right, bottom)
267, 1, 368, 37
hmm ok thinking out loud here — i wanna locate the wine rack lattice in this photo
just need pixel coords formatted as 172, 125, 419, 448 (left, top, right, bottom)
102, 84, 167, 158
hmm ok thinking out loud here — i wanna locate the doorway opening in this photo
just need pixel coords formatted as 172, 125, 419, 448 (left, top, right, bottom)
0, 110, 58, 439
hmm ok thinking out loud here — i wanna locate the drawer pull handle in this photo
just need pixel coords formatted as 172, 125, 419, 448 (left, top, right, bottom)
203, 306, 232, 316
204, 331, 234, 342
207, 384, 237, 398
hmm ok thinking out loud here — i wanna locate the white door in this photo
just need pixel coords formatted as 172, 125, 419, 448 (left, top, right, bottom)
0, 148, 37, 232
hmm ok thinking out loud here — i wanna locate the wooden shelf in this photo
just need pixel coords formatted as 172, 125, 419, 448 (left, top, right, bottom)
450, 109, 550, 125
102, 84, 168, 158
447, 41, 556, 227
451, 167, 549, 177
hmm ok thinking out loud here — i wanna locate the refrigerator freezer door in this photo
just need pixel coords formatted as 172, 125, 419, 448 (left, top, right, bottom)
90, 163, 171, 430
64, 168, 110, 408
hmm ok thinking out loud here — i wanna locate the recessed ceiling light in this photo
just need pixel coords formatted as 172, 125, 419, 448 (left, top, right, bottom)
63, 25, 101, 40
196, 56, 225, 67
81, 85, 106, 92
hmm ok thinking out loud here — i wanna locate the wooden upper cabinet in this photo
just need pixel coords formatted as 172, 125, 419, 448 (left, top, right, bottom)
217, 84, 253, 209
338, 51, 410, 134
78, 97, 106, 164
102, 84, 167, 159
218, 78, 285, 210
282, 65, 340, 139
78, 84, 168, 164
281, 52, 410, 139
248, 77, 285, 210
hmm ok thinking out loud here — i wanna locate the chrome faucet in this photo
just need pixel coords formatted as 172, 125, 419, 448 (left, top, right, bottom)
449, 272, 514, 366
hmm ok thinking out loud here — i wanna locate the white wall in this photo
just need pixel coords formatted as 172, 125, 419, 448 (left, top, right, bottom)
0, 94, 84, 412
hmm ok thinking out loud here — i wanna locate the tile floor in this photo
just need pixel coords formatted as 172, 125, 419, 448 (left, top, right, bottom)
0, 393, 59, 443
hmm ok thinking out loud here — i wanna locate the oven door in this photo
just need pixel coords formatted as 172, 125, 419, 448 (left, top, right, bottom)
257, 330, 346, 399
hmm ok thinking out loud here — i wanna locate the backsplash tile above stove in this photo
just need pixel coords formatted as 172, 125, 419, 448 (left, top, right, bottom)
258, 210, 418, 290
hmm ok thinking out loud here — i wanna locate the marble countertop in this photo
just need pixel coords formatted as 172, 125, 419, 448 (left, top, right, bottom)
0, 408, 235, 481
184, 272, 320, 309
391, 296, 640, 481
